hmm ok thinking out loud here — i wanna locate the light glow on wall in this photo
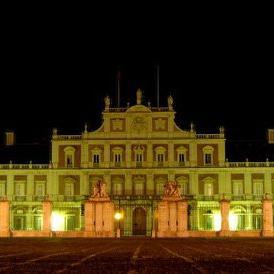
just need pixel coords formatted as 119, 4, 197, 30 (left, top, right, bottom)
229, 213, 238, 231
51, 212, 65, 231
213, 213, 221, 231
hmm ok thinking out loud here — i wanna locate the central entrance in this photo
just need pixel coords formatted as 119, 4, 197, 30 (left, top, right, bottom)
132, 207, 146, 235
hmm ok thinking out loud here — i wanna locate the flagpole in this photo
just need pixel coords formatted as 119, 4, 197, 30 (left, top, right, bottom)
117, 70, 121, 108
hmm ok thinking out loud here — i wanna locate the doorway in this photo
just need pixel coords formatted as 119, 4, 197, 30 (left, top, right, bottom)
132, 207, 146, 235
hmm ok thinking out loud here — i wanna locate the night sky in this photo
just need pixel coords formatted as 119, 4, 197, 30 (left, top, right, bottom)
0, 12, 273, 162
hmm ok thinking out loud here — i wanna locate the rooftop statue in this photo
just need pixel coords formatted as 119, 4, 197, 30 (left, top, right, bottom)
104, 96, 110, 111
167, 95, 173, 110
136, 89, 142, 105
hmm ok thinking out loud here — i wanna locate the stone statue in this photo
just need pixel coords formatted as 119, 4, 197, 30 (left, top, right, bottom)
104, 96, 110, 111
136, 89, 142, 105
167, 95, 173, 110
92, 179, 108, 198
163, 181, 181, 198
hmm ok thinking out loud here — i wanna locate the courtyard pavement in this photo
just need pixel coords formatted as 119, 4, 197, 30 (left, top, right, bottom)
0, 237, 274, 273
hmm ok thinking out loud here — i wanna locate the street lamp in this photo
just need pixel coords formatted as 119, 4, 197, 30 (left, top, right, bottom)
114, 211, 123, 238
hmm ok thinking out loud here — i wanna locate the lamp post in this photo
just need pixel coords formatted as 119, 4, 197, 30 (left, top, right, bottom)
114, 211, 122, 238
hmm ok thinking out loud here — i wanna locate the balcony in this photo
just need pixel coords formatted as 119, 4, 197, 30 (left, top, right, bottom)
14, 196, 27, 202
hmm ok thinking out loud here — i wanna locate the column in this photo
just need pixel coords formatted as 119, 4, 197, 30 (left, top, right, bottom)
218, 172, 227, 196
177, 200, 188, 235
85, 201, 95, 233
244, 173, 252, 195
80, 172, 89, 196
189, 172, 198, 196
104, 173, 111, 195
219, 199, 230, 236
146, 173, 154, 195
81, 141, 89, 168
168, 142, 174, 167
169, 202, 177, 232
262, 196, 273, 237
95, 203, 103, 233
157, 201, 168, 237
124, 173, 132, 196
42, 199, 52, 234
126, 142, 132, 168
0, 199, 10, 237
189, 141, 197, 167
27, 174, 34, 201
26, 206, 33, 230
51, 141, 59, 168
147, 142, 153, 167
218, 142, 225, 167
103, 202, 114, 236
264, 172, 272, 194
104, 143, 110, 168
6, 174, 14, 200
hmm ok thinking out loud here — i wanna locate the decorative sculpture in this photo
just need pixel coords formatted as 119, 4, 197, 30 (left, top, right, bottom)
163, 181, 181, 198
92, 179, 108, 198
104, 96, 110, 111
167, 95, 173, 110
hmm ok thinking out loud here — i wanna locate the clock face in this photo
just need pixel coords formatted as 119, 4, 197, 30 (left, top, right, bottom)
131, 116, 148, 132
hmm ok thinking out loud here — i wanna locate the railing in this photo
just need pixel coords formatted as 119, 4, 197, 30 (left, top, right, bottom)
0, 164, 49, 169
227, 161, 274, 168
196, 134, 224, 139
53, 135, 82, 140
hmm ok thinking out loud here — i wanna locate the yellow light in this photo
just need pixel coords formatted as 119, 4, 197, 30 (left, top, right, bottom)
229, 213, 238, 231
213, 213, 221, 231
51, 212, 65, 231
114, 212, 123, 221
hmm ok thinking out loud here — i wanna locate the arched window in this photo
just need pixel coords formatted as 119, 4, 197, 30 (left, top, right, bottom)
91, 147, 102, 167
203, 177, 214, 196
176, 146, 188, 166
112, 147, 123, 167
64, 146, 75, 168
203, 145, 214, 166
155, 146, 166, 167
134, 145, 145, 167
176, 176, 188, 195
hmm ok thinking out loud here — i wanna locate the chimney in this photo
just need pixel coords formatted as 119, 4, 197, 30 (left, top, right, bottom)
5, 131, 15, 146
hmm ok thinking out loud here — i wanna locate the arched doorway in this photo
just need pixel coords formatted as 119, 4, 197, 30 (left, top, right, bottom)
132, 207, 146, 235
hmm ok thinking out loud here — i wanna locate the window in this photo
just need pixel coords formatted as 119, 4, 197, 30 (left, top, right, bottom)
0, 182, 6, 197
15, 183, 25, 196
204, 182, 213, 196
233, 180, 243, 195
134, 182, 144, 195
181, 182, 188, 195
91, 147, 102, 167
179, 153, 185, 163
93, 154, 100, 163
112, 183, 123, 195
203, 146, 214, 165
253, 181, 263, 195
64, 182, 74, 196
155, 146, 166, 166
35, 183, 45, 196
205, 154, 212, 164
176, 146, 188, 166
112, 146, 123, 167
134, 145, 145, 167
156, 182, 165, 195
64, 146, 75, 168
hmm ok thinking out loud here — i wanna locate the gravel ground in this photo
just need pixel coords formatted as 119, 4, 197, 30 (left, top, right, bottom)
0, 237, 274, 273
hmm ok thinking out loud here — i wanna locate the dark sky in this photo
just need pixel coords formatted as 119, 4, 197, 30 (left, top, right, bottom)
1, 12, 273, 146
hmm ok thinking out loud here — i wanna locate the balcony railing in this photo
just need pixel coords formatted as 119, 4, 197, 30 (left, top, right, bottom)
196, 134, 224, 139
53, 135, 82, 140
0, 164, 49, 169
227, 161, 274, 168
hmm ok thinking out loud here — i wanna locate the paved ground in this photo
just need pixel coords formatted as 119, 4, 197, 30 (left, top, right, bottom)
0, 238, 274, 273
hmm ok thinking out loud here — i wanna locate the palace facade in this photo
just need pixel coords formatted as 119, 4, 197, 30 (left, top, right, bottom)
0, 89, 273, 237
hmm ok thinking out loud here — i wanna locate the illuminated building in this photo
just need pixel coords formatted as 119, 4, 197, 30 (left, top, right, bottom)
0, 89, 273, 237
